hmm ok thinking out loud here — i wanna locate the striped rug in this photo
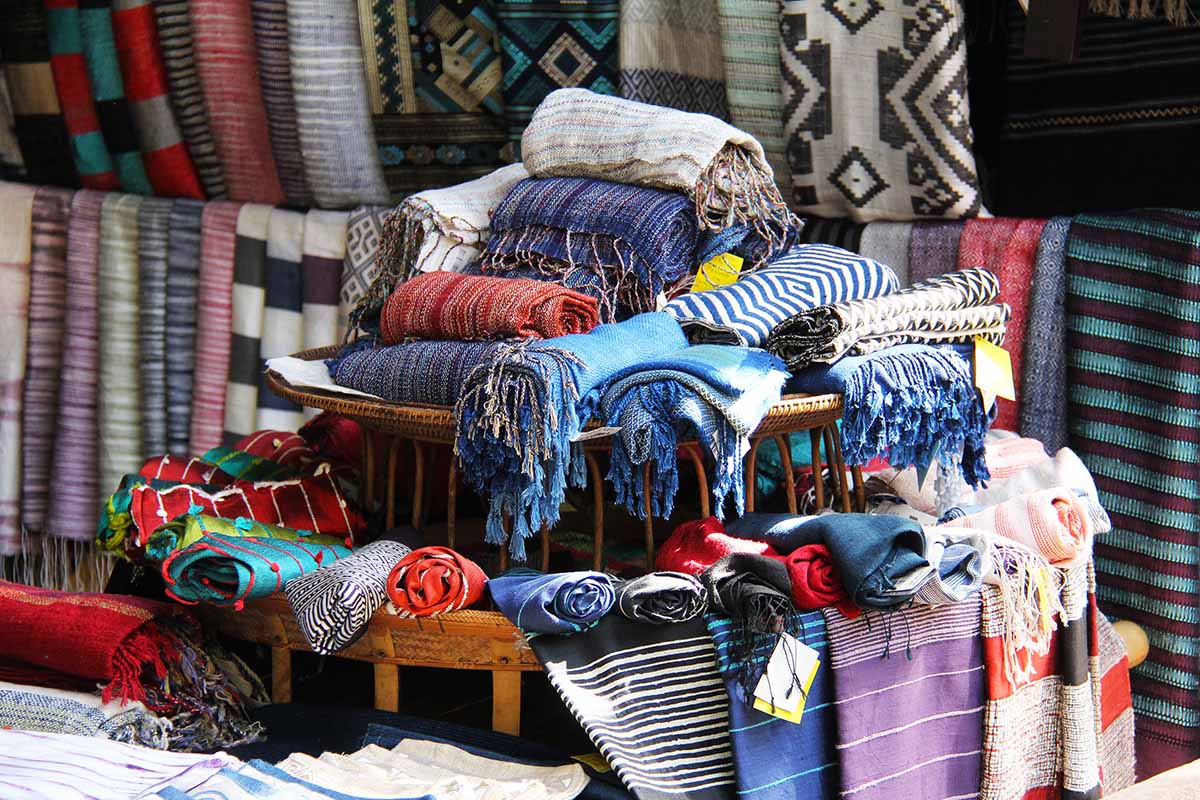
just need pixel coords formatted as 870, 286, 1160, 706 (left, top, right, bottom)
136, 196, 171, 455
48, 189, 103, 542
223, 203, 270, 445
21, 187, 71, 534
257, 208, 305, 431
250, 0, 310, 206
190, 200, 241, 453
165, 198, 202, 454
189, 0, 284, 204
1066, 208, 1200, 777
150, 0, 226, 198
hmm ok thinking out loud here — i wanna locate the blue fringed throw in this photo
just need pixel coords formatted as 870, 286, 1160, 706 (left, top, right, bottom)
456, 313, 688, 558
329, 339, 504, 406
789, 344, 991, 487
599, 345, 788, 521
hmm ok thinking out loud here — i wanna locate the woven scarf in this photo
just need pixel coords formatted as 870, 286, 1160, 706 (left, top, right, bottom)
98, 193, 144, 502
655, 517, 782, 575
785, 544, 856, 618
341, 205, 388, 335
136, 197, 171, 456
387, 546, 488, 618
665, 243, 899, 347
301, 210, 346, 346
189, 201, 241, 453
286, 0, 388, 208
0, 183, 34, 554
706, 611, 838, 800
614, 571, 706, 624
330, 339, 503, 406
767, 267, 1008, 370
481, 176, 699, 320
953, 488, 1096, 567
789, 344, 991, 487
256, 209, 305, 432
859, 222, 913, 286
285, 538, 411, 655
618, 0, 727, 118
907, 221, 963, 284
48, 190, 102, 542
913, 525, 988, 606
490, 568, 615, 635
111, 0, 204, 198
1096, 611, 1136, 792
44, 0, 120, 189
250, 0, 310, 206
600, 344, 788, 520
702, 554, 792, 639
1019, 217, 1071, 451
1066, 209, 1200, 776
189, 0, 284, 203
145, 512, 345, 563
522, 88, 796, 263
163, 199, 201, 452
381, 272, 600, 344
0, 680, 169, 749
21, 188, 70, 534
779, 0, 979, 221
223, 204, 270, 444
716, 0, 788, 196
151, 0, 227, 198
456, 312, 687, 557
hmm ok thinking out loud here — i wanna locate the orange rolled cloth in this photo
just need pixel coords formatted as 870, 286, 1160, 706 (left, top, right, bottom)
386, 546, 488, 617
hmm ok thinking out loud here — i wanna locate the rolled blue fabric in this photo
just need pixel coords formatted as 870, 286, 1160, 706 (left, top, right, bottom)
489, 569, 616, 635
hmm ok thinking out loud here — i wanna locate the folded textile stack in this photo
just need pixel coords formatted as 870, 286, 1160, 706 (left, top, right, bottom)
0, 681, 169, 749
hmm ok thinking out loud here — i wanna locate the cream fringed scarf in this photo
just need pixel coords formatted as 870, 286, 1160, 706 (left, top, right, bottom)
520, 88, 798, 265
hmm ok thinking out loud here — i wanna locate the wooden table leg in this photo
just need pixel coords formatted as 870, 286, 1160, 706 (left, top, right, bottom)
362, 431, 376, 522
585, 452, 604, 572
498, 511, 510, 573
809, 428, 825, 510
851, 465, 866, 513
447, 459, 457, 549
492, 671, 521, 736
374, 663, 400, 712
540, 524, 551, 573
385, 437, 400, 531
826, 425, 852, 513
411, 442, 426, 529
271, 646, 292, 704
744, 438, 762, 513
681, 444, 710, 519
642, 461, 655, 568
774, 435, 797, 515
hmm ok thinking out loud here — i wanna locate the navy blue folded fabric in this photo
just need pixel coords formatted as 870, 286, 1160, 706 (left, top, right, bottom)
723, 513, 821, 553
489, 568, 616, 635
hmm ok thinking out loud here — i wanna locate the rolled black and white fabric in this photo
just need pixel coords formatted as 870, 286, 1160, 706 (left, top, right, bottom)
284, 539, 411, 655
615, 572, 707, 624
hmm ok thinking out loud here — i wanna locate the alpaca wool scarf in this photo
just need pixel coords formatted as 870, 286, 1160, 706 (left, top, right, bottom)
489, 569, 615, 635
151, 0, 226, 198
285, 538, 411, 655
614, 571, 706, 624
599, 344, 788, 521
48, 190, 103, 542
190, 201, 241, 453
480, 176, 699, 320
21, 188, 70, 534
953, 488, 1096, 567
789, 344, 991, 487
456, 313, 688, 558
908, 221, 963, 284
223, 204, 270, 444
0, 183, 35, 554
329, 339, 502, 406
387, 546, 487, 618
655, 516, 782, 575
665, 243, 899, 347
301, 210, 346, 346
1019, 217, 1071, 450
618, 0, 728, 118
250, 0, 310, 206
381, 272, 600, 344
257, 209, 305, 432
521, 88, 796, 264
98, 193, 144, 505
136, 197, 171, 456
767, 267, 1008, 370
286, 0, 388, 208
189, 0, 284, 204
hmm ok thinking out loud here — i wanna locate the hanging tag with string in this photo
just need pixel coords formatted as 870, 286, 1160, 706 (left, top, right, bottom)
751, 631, 820, 724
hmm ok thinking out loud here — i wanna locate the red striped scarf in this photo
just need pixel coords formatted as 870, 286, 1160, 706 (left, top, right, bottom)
189, 200, 241, 453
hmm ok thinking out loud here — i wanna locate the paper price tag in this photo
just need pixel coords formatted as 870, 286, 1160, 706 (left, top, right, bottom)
973, 336, 1015, 412
751, 632, 820, 724
693, 252, 744, 292
571, 426, 622, 443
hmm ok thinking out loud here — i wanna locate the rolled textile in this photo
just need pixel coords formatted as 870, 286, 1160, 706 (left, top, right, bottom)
330, 339, 504, 406
285, 539, 411, 655
301, 209, 346, 347
381, 272, 600, 344
232, 429, 318, 468
785, 544, 857, 618
387, 546, 488, 618
151, 0, 226, 199
97, 192, 144, 504
1020, 217, 1072, 451
145, 513, 347, 563
136, 197, 171, 456
655, 517, 782, 575
163, 533, 351, 607
286, 0, 388, 208
767, 267, 1007, 370
256, 208, 305, 432
789, 343, 992, 487
48, 190, 103, 542
859, 222, 913, 286
140, 445, 297, 484
190, 201, 241, 452
222, 204, 270, 444
0, 182, 35, 554
165, 198, 202, 453
0, 680, 169, 748
480, 177, 699, 320
664, 243, 899, 347
189, 0, 284, 204
953, 488, 1095, 566
618, 0, 728, 118
913, 526, 987, 605
249, 0, 311, 206
907, 221, 963, 284
340, 205, 388, 335
520, 88, 797, 263
614, 571, 706, 624
110, 0, 204, 198
600, 344, 788, 520
702, 554, 794, 673
489, 569, 615, 635
21, 187, 71, 534
456, 312, 688, 557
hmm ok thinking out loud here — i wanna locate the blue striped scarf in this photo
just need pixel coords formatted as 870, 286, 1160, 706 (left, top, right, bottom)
329, 339, 503, 406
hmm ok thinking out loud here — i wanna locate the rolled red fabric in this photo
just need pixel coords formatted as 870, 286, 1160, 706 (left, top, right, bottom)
387, 546, 487, 617
655, 517, 782, 575
785, 544, 859, 619
380, 272, 600, 344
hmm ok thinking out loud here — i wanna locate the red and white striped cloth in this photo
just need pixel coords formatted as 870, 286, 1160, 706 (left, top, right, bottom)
954, 487, 1095, 566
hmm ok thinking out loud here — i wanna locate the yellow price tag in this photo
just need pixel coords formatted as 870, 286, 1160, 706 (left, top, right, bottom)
973, 336, 1016, 412
573, 753, 612, 773
693, 252, 744, 292
751, 633, 821, 724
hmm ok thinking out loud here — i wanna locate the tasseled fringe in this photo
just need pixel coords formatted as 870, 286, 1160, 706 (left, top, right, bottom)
105, 624, 172, 708
695, 145, 801, 267
988, 543, 1069, 689
2, 529, 116, 593
1089, 0, 1194, 24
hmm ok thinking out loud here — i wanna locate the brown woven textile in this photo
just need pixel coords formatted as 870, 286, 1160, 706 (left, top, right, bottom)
379, 271, 599, 344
